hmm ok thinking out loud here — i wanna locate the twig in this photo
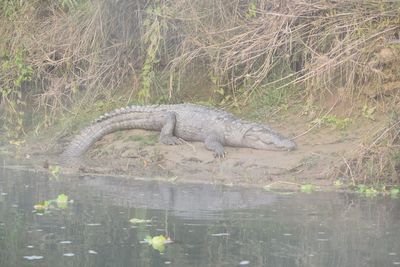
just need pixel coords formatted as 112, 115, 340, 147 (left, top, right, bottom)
342, 156, 355, 186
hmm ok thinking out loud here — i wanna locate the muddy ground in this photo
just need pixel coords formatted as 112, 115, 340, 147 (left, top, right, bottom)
15, 111, 384, 192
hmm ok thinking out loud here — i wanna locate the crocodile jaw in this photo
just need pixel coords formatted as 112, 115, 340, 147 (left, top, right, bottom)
241, 126, 296, 151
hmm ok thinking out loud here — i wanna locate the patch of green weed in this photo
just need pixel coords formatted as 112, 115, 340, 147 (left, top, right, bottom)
128, 134, 158, 147
300, 184, 316, 193
390, 188, 400, 198
357, 184, 378, 197
49, 165, 61, 179
311, 115, 351, 130
356, 185, 400, 198
362, 105, 376, 120
333, 180, 344, 187
1, 50, 33, 139
247, 85, 297, 120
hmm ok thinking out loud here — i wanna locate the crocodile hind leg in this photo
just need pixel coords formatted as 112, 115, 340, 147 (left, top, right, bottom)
205, 134, 225, 158
159, 112, 182, 145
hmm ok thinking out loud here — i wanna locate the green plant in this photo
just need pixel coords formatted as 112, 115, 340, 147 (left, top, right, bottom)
337, 117, 400, 185
143, 235, 171, 253
357, 185, 378, 197
362, 105, 376, 120
0, 0, 23, 19
333, 180, 344, 187
259, 86, 290, 109
1, 50, 33, 139
59, 0, 86, 10
139, 3, 164, 103
247, 84, 295, 120
390, 188, 400, 198
214, 87, 232, 106
300, 184, 316, 193
245, 1, 257, 19
49, 165, 61, 178
128, 134, 158, 147
34, 194, 70, 213
311, 115, 351, 130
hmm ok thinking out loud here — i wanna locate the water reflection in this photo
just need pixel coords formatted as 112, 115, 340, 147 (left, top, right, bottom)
0, 166, 400, 267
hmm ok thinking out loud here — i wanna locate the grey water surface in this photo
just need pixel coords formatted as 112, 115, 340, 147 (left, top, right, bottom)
0, 162, 400, 267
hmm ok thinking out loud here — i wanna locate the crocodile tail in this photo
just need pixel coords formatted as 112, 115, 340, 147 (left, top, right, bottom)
61, 120, 114, 158
61, 111, 166, 158
94, 105, 162, 123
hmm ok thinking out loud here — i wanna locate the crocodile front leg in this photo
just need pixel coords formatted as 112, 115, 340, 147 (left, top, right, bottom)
159, 112, 182, 145
205, 134, 225, 158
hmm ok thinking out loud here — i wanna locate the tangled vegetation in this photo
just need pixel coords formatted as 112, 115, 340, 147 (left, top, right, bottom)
337, 114, 400, 186
0, 0, 399, 184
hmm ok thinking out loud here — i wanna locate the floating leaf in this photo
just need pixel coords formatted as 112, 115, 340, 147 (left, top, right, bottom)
34, 194, 70, 212
144, 235, 152, 243
33, 202, 48, 212
300, 184, 316, 193
151, 235, 167, 252
143, 235, 171, 253
36, 200, 50, 209
56, 194, 68, 204
56, 194, 69, 209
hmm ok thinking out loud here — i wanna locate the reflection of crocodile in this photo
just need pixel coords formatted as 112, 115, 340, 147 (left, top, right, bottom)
62, 104, 296, 158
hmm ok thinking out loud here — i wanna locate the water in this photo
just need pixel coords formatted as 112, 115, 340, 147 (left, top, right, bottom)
0, 165, 400, 267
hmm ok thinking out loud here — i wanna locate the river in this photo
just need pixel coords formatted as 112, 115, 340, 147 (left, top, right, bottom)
0, 160, 399, 266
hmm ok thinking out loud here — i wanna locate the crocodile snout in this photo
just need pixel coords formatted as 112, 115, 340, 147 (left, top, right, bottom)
279, 138, 297, 151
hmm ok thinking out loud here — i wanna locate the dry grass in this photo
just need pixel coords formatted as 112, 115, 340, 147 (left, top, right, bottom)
167, 0, 400, 103
1, 0, 399, 114
0, 0, 399, 183
337, 114, 400, 185
1, 0, 146, 123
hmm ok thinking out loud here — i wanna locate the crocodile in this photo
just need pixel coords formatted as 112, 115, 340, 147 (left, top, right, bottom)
62, 103, 296, 158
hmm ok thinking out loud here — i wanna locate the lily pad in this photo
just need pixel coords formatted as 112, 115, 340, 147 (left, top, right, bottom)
143, 235, 172, 253
33, 200, 51, 212
56, 194, 69, 209
34, 194, 70, 212
56, 194, 68, 204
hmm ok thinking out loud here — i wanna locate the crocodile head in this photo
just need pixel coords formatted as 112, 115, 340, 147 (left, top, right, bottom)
242, 125, 296, 151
